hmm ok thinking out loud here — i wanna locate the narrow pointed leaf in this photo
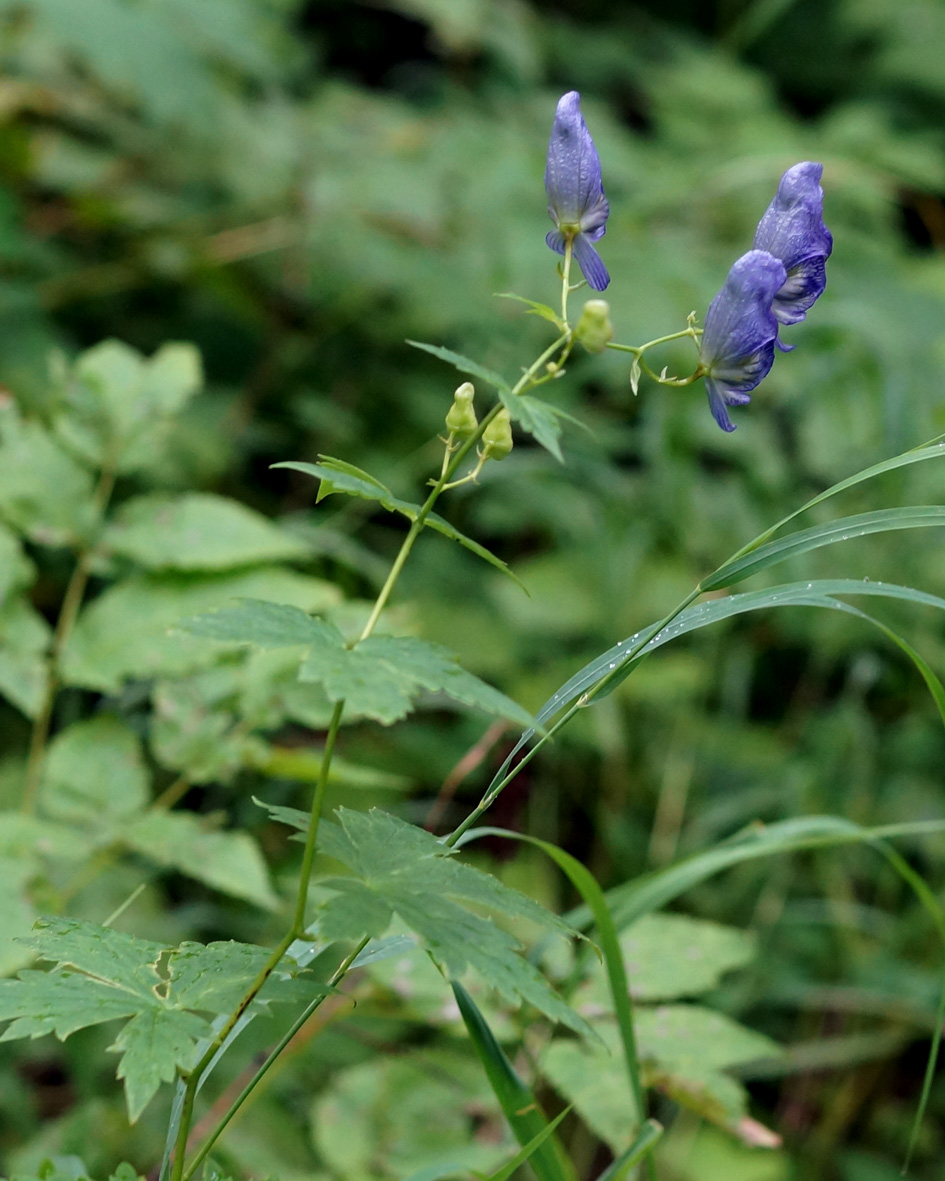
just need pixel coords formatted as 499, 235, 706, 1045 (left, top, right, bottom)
452, 981, 577, 1181
406, 341, 513, 394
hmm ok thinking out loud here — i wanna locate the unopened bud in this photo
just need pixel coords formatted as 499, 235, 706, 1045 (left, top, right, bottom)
574, 298, 613, 354
481, 407, 513, 461
445, 382, 478, 438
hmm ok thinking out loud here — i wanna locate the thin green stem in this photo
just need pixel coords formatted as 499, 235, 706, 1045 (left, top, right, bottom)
180, 935, 370, 1181
561, 238, 573, 324
292, 699, 344, 932
445, 585, 705, 848
174, 329, 575, 1178
22, 465, 116, 814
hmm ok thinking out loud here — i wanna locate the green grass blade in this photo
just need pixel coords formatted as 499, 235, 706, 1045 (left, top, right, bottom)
483, 1108, 572, 1181
702, 506, 945, 591
452, 981, 577, 1181
594, 1120, 664, 1181
720, 436, 945, 563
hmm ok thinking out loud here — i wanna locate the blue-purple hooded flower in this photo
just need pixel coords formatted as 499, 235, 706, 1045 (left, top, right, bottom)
699, 250, 787, 432
752, 162, 832, 338
545, 91, 610, 291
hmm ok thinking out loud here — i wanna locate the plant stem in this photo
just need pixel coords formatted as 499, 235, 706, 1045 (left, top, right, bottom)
180, 935, 370, 1181
173, 329, 574, 1178
561, 239, 573, 324
21, 465, 116, 814
445, 585, 705, 848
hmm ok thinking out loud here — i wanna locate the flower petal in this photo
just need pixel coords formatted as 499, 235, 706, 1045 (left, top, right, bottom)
545, 91, 607, 229
698, 249, 785, 431
572, 233, 611, 291
545, 229, 567, 256
753, 162, 832, 325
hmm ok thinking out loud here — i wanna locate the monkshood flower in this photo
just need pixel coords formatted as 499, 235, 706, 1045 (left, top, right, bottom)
752, 161, 832, 348
699, 249, 787, 432
545, 91, 610, 291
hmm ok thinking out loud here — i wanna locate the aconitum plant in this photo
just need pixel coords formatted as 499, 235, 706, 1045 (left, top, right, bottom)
1, 90, 943, 1181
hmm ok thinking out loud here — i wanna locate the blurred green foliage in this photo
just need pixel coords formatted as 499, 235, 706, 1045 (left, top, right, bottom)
1, 0, 945, 1178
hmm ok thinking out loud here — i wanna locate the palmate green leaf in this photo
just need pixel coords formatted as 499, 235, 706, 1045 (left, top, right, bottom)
103, 492, 308, 571
274, 459, 524, 587
308, 808, 589, 1035
305, 634, 534, 727
180, 600, 533, 726
0, 918, 311, 1121
406, 340, 513, 394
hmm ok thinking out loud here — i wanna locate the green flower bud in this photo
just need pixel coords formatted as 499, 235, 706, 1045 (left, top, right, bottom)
574, 298, 614, 354
481, 407, 513, 461
445, 381, 478, 438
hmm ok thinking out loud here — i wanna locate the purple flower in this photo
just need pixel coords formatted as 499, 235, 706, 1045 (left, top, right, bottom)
752, 162, 832, 348
545, 91, 610, 292
699, 250, 787, 432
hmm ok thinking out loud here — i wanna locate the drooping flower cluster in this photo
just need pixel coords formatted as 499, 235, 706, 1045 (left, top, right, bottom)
544, 91, 610, 292
698, 162, 832, 430
541, 94, 832, 432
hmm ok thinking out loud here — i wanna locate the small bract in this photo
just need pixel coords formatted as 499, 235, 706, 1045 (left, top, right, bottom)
699, 250, 787, 433
544, 91, 610, 292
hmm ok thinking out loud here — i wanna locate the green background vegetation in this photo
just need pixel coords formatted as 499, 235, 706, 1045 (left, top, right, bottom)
1, 1, 945, 1179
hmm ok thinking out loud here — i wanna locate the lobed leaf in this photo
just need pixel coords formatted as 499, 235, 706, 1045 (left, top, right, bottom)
406, 341, 512, 394
316, 808, 589, 1034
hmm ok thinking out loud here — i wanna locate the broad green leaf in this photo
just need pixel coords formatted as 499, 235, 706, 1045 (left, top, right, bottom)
41, 716, 149, 821
0, 401, 96, 546
703, 506, 945, 590
579, 914, 757, 1003
543, 1012, 777, 1150
541, 1036, 638, 1153
175, 598, 343, 649
149, 677, 264, 784
275, 461, 524, 587
300, 633, 534, 727
120, 812, 280, 910
498, 389, 563, 461
453, 982, 577, 1181
0, 595, 51, 718
406, 340, 512, 394
0, 522, 34, 607
0, 857, 42, 978
103, 493, 308, 571
312, 1048, 511, 1180
61, 568, 340, 692
55, 340, 202, 474
316, 808, 588, 1034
